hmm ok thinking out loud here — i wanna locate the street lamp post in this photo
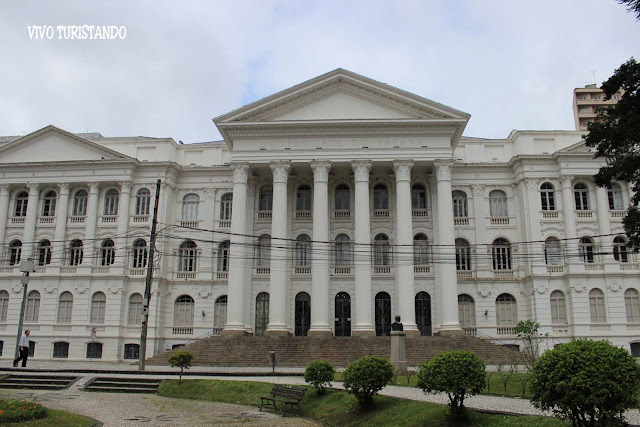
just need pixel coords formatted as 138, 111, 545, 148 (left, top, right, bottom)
15, 258, 35, 361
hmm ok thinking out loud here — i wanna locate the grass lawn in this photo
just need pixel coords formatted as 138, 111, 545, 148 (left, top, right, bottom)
159, 379, 567, 426
3, 408, 96, 426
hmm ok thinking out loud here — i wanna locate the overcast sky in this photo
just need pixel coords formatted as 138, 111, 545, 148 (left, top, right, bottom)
1, 1, 639, 143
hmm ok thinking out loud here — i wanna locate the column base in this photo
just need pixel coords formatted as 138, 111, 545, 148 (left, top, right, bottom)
220, 329, 249, 337
263, 329, 291, 338
307, 330, 334, 338
352, 330, 376, 338
436, 329, 465, 337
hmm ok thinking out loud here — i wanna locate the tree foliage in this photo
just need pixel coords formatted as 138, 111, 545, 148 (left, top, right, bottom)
168, 350, 194, 384
342, 356, 394, 406
584, 58, 640, 248
304, 360, 336, 395
529, 339, 640, 426
618, 0, 640, 19
513, 320, 548, 370
417, 350, 486, 417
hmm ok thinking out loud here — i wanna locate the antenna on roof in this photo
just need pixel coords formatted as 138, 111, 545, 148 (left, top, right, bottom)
589, 71, 598, 86
179, 140, 184, 145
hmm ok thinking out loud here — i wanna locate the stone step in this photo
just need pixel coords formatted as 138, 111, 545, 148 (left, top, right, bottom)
83, 376, 160, 394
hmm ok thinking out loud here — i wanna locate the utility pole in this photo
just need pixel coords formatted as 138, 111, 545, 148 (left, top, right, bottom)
15, 258, 35, 361
139, 179, 161, 370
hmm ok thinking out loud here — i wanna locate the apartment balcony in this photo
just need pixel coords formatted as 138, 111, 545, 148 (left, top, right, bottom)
295, 210, 312, 220
575, 210, 595, 220
100, 215, 118, 225
456, 269, 474, 280
37, 216, 56, 226
257, 210, 272, 220
293, 266, 311, 275
453, 216, 469, 226
546, 265, 564, 274
0, 266, 16, 274
255, 266, 270, 276
372, 209, 390, 219
620, 262, 639, 271
373, 266, 392, 276
332, 266, 352, 276
496, 326, 515, 336
414, 265, 431, 275
492, 269, 514, 279
179, 220, 200, 228
610, 210, 626, 219
68, 216, 86, 226
175, 271, 197, 280
172, 327, 194, 335
217, 219, 231, 229
92, 266, 112, 274
216, 271, 228, 280
126, 267, 147, 277
412, 209, 429, 218
540, 210, 563, 221
333, 209, 351, 219
9, 216, 25, 226
131, 215, 150, 224
584, 263, 604, 271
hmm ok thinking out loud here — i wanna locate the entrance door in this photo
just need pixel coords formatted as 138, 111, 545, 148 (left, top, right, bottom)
334, 292, 351, 336
255, 292, 269, 336
415, 291, 432, 336
375, 292, 391, 336
295, 292, 311, 336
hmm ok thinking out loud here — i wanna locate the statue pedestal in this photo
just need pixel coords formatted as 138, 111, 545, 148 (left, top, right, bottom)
390, 331, 407, 374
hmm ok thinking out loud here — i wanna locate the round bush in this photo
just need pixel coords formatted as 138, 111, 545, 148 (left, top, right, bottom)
529, 339, 640, 426
342, 356, 394, 406
304, 360, 336, 395
417, 350, 486, 416
0, 399, 48, 423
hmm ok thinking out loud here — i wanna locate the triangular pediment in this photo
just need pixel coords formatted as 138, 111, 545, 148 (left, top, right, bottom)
0, 125, 133, 163
556, 140, 593, 153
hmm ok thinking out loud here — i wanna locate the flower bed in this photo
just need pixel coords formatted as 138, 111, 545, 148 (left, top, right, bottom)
0, 400, 48, 423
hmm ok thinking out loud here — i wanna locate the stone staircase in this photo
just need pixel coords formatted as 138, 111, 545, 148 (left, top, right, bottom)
83, 377, 161, 393
147, 335, 522, 368
0, 374, 80, 390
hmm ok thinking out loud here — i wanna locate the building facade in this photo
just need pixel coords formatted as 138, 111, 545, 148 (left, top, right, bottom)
572, 83, 623, 130
1, 69, 639, 361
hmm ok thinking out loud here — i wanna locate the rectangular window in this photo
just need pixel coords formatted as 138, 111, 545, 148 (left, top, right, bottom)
53, 342, 69, 358
86, 342, 103, 359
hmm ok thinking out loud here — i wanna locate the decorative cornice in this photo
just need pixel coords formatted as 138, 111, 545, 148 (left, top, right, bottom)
351, 161, 372, 182
392, 160, 414, 182
310, 161, 332, 183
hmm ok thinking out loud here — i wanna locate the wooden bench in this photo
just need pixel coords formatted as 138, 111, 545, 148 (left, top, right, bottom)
259, 384, 307, 416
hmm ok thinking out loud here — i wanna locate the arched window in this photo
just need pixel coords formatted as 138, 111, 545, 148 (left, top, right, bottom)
373, 184, 389, 210
625, 289, 640, 323
374, 292, 392, 336
182, 194, 199, 220
101, 239, 115, 266
579, 237, 595, 263
42, 190, 57, 217
540, 183, 555, 211
259, 185, 273, 211
14, 191, 28, 217
296, 185, 312, 211
452, 190, 468, 217
179, 240, 197, 272
489, 190, 508, 217
132, 239, 147, 269
335, 184, 350, 211
294, 292, 311, 336
455, 238, 471, 271
69, 239, 83, 266
373, 234, 390, 266
574, 183, 590, 210
255, 292, 269, 336
334, 234, 352, 266
589, 288, 606, 323
220, 193, 233, 221
335, 292, 351, 337
57, 291, 73, 324
256, 235, 271, 267
90, 292, 106, 324
128, 293, 143, 325
124, 343, 140, 360
415, 291, 432, 336
214, 295, 227, 329
104, 189, 120, 215
413, 234, 429, 266
0, 290, 9, 322
495, 293, 517, 326
217, 241, 230, 272
544, 237, 562, 266
550, 290, 567, 324
135, 188, 150, 216
37, 240, 52, 266
492, 238, 512, 270
295, 234, 311, 266
613, 236, 629, 263
412, 184, 427, 210
458, 294, 476, 327
174, 295, 194, 327
9, 240, 22, 266
607, 183, 624, 210
25, 290, 40, 323
72, 190, 88, 216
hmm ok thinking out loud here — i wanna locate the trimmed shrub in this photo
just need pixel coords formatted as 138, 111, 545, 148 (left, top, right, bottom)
169, 350, 194, 384
417, 350, 486, 417
304, 360, 336, 395
343, 356, 394, 406
0, 400, 48, 423
530, 339, 640, 426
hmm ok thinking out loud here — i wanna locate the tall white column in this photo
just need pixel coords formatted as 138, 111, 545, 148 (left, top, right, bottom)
523, 179, 543, 264
471, 185, 486, 246
53, 183, 70, 264
21, 183, 40, 260
560, 176, 578, 264
434, 160, 462, 335
115, 182, 132, 268
266, 161, 291, 336
223, 163, 250, 336
351, 161, 375, 336
393, 160, 419, 335
0, 185, 10, 253
309, 161, 332, 337
595, 186, 612, 261
83, 182, 100, 266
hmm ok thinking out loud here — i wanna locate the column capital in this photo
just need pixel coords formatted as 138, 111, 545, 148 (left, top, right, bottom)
0, 184, 10, 197
230, 163, 250, 184
269, 161, 291, 184
471, 184, 485, 196
351, 161, 372, 182
524, 178, 539, 191
392, 160, 414, 182
118, 181, 132, 194
560, 175, 574, 189
310, 161, 331, 183
58, 183, 70, 195
434, 160, 454, 182
88, 182, 100, 194
26, 182, 40, 195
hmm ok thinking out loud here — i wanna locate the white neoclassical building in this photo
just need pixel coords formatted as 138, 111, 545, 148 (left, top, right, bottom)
0, 69, 639, 361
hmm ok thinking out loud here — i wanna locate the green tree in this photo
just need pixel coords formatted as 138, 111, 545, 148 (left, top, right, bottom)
168, 350, 194, 385
513, 320, 548, 370
417, 350, 486, 418
618, 0, 640, 19
584, 58, 640, 248
529, 339, 640, 426
304, 360, 335, 395
342, 356, 394, 406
